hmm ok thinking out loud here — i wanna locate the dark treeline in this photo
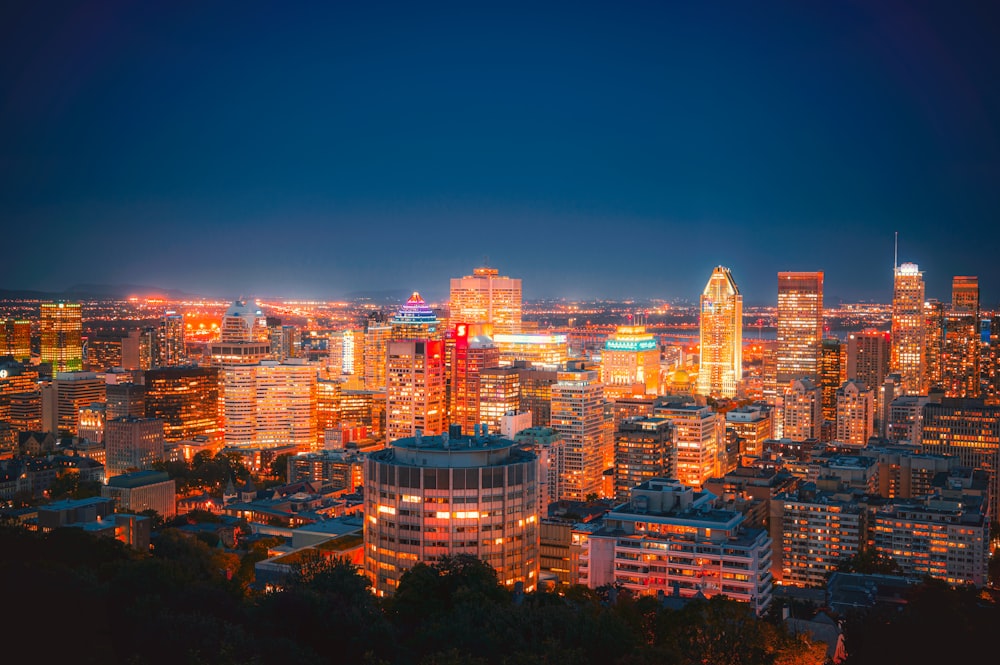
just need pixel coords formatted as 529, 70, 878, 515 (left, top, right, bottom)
1, 525, 994, 665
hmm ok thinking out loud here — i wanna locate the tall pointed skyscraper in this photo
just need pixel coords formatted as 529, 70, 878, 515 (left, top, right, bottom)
775, 272, 824, 386
386, 292, 446, 441
696, 266, 742, 399
890, 262, 926, 395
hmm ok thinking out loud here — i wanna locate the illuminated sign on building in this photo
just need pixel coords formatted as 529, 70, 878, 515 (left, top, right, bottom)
604, 339, 657, 352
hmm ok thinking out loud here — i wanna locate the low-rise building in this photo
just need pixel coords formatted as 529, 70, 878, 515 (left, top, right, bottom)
584, 477, 773, 615
101, 469, 176, 518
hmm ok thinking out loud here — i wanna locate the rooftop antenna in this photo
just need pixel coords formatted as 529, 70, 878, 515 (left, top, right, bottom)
894, 231, 898, 271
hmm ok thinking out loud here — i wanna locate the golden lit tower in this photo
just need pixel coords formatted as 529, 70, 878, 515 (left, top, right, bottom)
449, 266, 522, 335
40, 302, 83, 373
775, 272, 824, 386
550, 368, 612, 501
696, 266, 743, 399
386, 340, 446, 440
0, 320, 31, 361
364, 311, 392, 391
478, 366, 521, 432
890, 262, 926, 395
601, 323, 661, 398
819, 338, 842, 425
144, 366, 222, 444
155, 311, 185, 367
943, 276, 980, 398
386, 293, 447, 441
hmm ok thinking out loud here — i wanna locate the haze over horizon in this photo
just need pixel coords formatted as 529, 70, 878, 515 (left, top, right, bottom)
3, 2, 999, 306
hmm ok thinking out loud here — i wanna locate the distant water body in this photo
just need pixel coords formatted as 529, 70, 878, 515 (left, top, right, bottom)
659, 327, 864, 343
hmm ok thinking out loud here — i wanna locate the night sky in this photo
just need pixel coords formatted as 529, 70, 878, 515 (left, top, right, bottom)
2, 1, 999, 305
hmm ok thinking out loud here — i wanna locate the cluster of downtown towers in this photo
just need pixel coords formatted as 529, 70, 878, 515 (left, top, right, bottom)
3, 261, 994, 599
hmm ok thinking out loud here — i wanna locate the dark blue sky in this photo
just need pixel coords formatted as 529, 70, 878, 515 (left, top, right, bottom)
2, 1, 998, 305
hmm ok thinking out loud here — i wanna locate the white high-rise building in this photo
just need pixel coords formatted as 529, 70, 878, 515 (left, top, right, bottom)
222, 359, 318, 450
891, 262, 926, 395
449, 267, 522, 335
835, 380, 875, 445
550, 368, 612, 501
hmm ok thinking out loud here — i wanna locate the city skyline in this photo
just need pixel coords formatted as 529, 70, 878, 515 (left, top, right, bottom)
3, 3, 999, 304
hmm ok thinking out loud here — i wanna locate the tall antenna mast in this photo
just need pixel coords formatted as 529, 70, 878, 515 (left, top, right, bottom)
894, 231, 898, 271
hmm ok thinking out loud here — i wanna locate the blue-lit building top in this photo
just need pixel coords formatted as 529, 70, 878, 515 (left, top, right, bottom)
391, 292, 440, 339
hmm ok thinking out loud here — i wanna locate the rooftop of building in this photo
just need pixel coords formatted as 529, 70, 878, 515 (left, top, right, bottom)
374, 429, 537, 468
105, 469, 172, 488
38, 496, 115, 512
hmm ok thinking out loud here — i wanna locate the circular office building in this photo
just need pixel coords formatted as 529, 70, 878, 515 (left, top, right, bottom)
364, 428, 539, 596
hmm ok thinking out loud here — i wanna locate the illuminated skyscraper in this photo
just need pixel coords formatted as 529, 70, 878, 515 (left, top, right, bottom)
385, 293, 446, 441
601, 324, 660, 398
890, 262, 926, 395
386, 338, 447, 441
316, 379, 342, 447
155, 311, 185, 367
652, 401, 722, 490
364, 312, 392, 390
493, 332, 568, 369
210, 300, 271, 365
220, 300, 267, 342
921, 398, 1000, 521
254, 360, 317, 450
0, 320, 31, 361
0, 358, 39, 428
40, 302, 83, 373
725, 404, 773, 460
517, 365, 559, 428
943, 276, 980, 398
847, 329, 891, 434
478, 366, 521, 433
268, 321, 300, 361
390, 292, 441, 341
121, 328, 154, 371
49, 371, 105, 436
144, 366, 222, 444
222, 359, 318, 451
449, 266, 522, 335
819, 338, 842, 426
835, 380, 875, 445
613, 416, 675, 503
696, 266, 742, 399
923, 299, 945, 392
775, 272, 824, 388
450, 324, 500, 435
847, 330, 890, 396
782, 378, 822, 442
550, 368, 612, 501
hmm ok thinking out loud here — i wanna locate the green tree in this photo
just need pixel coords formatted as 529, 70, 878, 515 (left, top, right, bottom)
269, 453, 292, 483
836, 547, 900, 575
252, 556, 394, 664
